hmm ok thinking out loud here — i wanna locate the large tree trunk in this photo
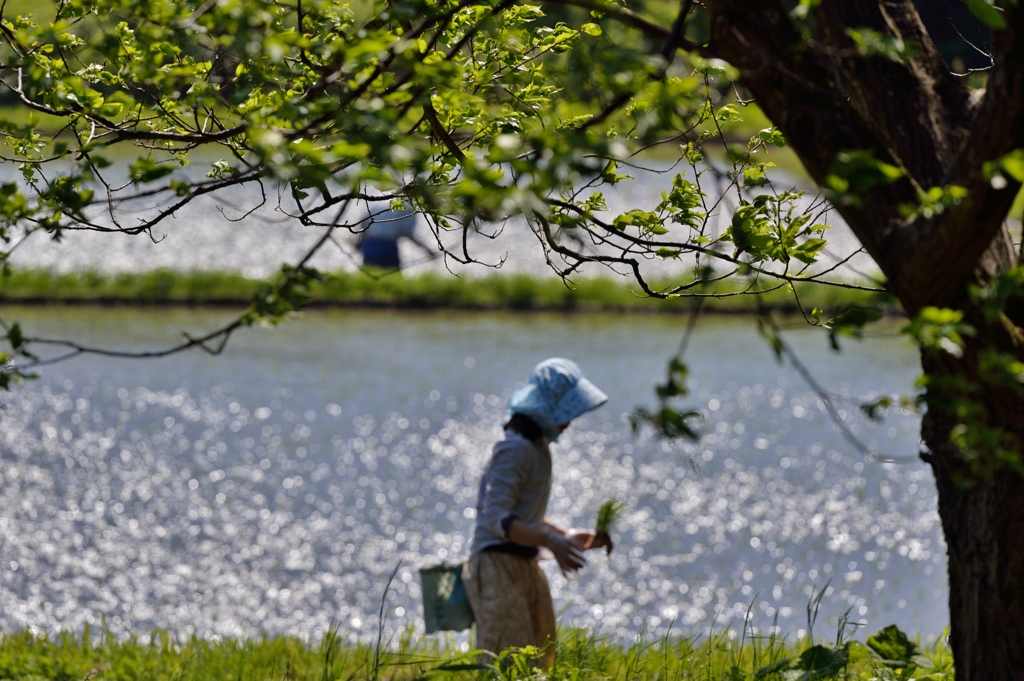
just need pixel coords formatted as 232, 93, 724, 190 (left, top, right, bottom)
915, 282, 1024, 680
922, 367, 1024, 681
696, 2, 1024, 678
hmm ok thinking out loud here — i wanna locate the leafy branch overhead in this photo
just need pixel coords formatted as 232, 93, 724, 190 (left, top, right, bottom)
0, 0, 880, 382
1, 3, 1022, 472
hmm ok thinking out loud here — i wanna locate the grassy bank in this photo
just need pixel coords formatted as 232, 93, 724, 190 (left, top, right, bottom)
0, 623, 952, 681
0, 269, 901, 316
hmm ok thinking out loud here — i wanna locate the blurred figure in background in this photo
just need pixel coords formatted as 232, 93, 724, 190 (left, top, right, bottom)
357, 205, 436, 271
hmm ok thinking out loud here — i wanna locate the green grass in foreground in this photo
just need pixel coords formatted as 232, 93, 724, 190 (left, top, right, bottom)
0, 623, 952, 681
0, 269, 901, 316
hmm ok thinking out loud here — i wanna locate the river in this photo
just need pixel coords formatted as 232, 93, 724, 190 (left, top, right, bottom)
0, 305, 945, 644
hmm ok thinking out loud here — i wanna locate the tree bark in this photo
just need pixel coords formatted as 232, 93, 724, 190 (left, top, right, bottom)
922, 349, 1024, 681
698, 2, 1024, 679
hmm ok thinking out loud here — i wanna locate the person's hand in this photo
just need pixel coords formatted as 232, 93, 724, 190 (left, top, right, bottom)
570, 530, 614, 556
545, 531, 587, 575
569, 531, 596, 549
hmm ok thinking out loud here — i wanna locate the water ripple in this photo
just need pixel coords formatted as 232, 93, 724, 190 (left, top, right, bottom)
0, 371, 944, 642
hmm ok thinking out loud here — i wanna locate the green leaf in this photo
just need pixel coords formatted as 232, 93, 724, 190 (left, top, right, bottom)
658, 172, 706, 228
754, 656, 794, 678
998, 149, 1024, 182
966, 0, 1006, 28
6, 322, 25, 350
97, 102, 123, 118
791, 0, 822, 19
866, 625, 919, 664
742, 165, 770, 187
791, 237, 827, 264
726, 202, 777, 261
826, 150, 903, 196
794, 644, 849, 680
826, 305, 883, 350
630, 406, 702, 440
43, 176, 94, 212
653, 358, 688, 400
600, 160, 632, 185
170, 179, 191, 197
829, 305, 884, 329
920, 312, 970, 349
860, 395, 896, 421
129, 157, 174, 183
845, 28, 916, 61
902, 184, 970, 218
904, 307, 975, 357
757, 127, 786, 147
612, 209, 660, 232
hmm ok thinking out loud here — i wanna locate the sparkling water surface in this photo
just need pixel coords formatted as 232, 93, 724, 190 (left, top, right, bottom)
0, 307, 944, 642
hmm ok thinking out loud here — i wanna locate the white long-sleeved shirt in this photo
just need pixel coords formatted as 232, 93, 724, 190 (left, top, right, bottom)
469, 429, 551, 556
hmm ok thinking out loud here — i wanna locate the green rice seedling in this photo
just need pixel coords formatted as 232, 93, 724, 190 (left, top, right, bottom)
595, 499, 623, 535
594, 499, 624, 556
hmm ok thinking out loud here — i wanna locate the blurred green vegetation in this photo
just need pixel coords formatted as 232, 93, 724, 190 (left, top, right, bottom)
0, 268, 900, 315
0, 622, 953, 681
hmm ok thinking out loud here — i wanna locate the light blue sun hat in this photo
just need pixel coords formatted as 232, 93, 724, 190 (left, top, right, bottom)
508, 358, 608, 442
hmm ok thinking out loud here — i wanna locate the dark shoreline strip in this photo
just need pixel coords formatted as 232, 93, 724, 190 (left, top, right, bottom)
0, 269, 903, 316
0, 296, 907, 317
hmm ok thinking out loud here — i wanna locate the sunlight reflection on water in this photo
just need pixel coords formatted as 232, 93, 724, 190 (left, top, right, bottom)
0, 309, 945, 642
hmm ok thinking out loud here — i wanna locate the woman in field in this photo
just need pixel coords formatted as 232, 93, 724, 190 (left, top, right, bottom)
463, 357, 610, 670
